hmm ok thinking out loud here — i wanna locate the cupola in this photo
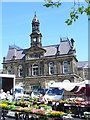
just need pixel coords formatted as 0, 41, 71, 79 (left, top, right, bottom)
30, 12, 42, 47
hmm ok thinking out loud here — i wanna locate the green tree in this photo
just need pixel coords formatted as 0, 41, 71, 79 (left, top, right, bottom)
43, 0, 90, 25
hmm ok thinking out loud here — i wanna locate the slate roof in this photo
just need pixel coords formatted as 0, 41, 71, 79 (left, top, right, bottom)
43, 40, 71, 56
43, 45, 58, 56
6, 45, 24, 61
59, 40, 71, 55
77, 61, 90, 68
5, 39, 72, 61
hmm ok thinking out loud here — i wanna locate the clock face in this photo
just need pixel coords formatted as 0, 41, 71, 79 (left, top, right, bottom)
33, 38, 36, 42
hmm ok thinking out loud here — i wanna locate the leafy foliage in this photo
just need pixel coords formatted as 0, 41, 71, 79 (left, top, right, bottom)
43, 0, 61, 8
65, 5, 90, 25
43, 0, 90, 25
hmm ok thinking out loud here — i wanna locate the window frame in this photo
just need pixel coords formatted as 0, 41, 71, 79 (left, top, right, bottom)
32, 64, 39, 76
49, 62, 54, 75
18, 65, 23, 77
63, 61, 69, 74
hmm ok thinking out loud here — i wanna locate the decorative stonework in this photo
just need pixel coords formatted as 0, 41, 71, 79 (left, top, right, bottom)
2, 13, 84, 91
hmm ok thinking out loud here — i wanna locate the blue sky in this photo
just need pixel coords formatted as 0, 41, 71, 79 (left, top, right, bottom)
0, 2, 88, 69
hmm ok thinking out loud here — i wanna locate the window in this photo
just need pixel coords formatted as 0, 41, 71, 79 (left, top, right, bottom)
32, 64, 39, 76
29, 54, 40, 58
63, 61, 69, 74
83, 69, 87, 79
18, 65, 23, 77
7, 67, 11, 74
33, 38, 36, 42
29, 54, 33, 58
49, 62, 54, 75
15, 88, 24, 94
34, 54, 37, 57
33, 25, 38, 31
46, 87, 64, 95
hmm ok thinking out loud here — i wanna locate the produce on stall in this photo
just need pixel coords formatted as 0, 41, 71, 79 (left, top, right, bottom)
0, 96, 90, 120
0, 98, 65, 120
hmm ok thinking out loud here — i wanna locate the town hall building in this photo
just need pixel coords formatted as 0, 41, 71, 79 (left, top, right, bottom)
2, 13, 84, 91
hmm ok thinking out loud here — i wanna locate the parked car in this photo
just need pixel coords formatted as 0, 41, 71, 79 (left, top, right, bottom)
31, 88, 48, 99
43, 87, 64, 102
13, 86, 29, 101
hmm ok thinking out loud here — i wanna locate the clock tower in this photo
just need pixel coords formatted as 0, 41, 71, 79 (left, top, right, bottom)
30, 12, 42, 47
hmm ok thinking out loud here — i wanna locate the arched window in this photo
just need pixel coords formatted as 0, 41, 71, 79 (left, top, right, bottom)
18, 65, 23, 77
32, 64, 38, 76
7, 66, 11, 74
49, 62, 54, 75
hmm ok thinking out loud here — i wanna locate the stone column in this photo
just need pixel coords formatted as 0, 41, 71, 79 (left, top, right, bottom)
60, 61, 63, 74
25, 63, 27, 77
10, 64, 13, 74
16, 65, 18, 77
28, 64, 31, 77
40, 62, 44, 76
3, 66, 6, 74
26, 63, 31, 77
40, 63, 42, 76
38, 63, 40, 76
13, 64, 17, 77
30, 64, 32, 76
54, 61, 57, 75
71, 59, 74, 74
57, 61, 60, 75
44, 61, 48, 76
23, 63, 25, 77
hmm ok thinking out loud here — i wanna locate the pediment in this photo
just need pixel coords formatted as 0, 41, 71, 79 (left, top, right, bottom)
24, 46, 46, 54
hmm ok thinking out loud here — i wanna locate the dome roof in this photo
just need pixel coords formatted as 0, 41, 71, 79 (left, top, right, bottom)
32, 12, 39, 23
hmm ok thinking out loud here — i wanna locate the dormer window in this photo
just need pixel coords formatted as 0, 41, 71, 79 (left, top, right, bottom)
29, 54, 40, 58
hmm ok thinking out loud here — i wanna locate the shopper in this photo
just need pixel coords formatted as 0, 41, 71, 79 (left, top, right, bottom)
0, 89, 6, 100
6, 91, 12, 102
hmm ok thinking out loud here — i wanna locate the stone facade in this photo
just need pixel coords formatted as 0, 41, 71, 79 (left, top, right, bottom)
2, 13, 81, 91
77, 61, 90, 80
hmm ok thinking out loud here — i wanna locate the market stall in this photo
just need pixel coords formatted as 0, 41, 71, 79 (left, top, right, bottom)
0, 99, 64, 120
0, 96, 90, 120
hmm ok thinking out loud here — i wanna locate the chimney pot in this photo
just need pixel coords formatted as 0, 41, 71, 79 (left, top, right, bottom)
71, 38, 74, 48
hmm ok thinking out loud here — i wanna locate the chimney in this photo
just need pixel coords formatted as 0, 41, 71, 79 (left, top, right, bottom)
71, 38, 74, 49
3, 57, 6, 62
56, 45, 60, 56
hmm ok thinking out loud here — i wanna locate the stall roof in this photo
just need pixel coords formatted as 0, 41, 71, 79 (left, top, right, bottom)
50, 81, 86, 92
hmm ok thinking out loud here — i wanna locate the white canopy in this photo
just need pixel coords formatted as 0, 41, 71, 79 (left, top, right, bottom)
50, 80, 86, 92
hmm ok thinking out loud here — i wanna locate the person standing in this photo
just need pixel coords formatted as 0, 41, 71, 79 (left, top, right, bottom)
6, 91, 12, 102
0, 89, 6, 100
